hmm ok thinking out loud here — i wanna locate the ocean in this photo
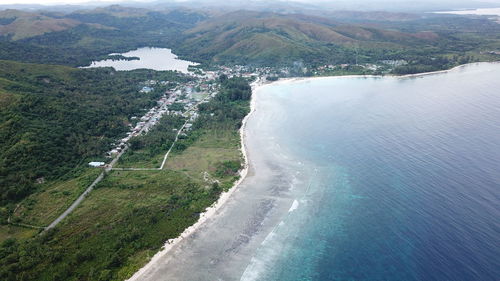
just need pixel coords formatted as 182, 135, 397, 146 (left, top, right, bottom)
241, 63, 500, 281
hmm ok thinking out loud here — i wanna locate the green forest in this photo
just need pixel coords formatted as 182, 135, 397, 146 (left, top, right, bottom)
0, 76, 251, 281
0, 60, 190, 218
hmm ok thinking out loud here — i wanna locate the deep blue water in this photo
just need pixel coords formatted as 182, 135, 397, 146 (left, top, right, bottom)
242, 63, 500, 281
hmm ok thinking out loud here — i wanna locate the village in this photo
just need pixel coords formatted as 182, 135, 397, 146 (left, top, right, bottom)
89, 67, 229, 168
88, 60, 408, 168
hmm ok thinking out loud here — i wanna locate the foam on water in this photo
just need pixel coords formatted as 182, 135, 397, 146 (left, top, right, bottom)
243, 63, 500, 281
288, 200, 299, 212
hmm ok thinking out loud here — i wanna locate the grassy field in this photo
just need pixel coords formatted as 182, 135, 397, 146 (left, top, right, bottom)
0, 225, 38, 243
9, 168, 102, 227
12, 166, 221, 281
165, 130, 242, 188
115, 150, 165, 169
34, 128, 242, 280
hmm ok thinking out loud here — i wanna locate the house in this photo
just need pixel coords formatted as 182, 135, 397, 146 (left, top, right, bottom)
89, 162, 105, 167
140, 86, 153, 93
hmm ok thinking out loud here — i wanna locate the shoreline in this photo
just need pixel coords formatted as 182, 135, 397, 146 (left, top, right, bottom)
126, 61, 497, 280
127, 78, 262, 281
265, 61, 500, 87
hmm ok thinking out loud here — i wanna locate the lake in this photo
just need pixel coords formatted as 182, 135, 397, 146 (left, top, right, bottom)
84, 47, 198, 73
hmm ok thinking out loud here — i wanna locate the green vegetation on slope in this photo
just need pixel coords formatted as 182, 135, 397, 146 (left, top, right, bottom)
0, 60, 190, 219
0, 6, 206, 66
0, 9, 80, 40
0, 76, 251, 281
2, 6, 499, 70
10, 168, 102, 227
175, 10, 500, 69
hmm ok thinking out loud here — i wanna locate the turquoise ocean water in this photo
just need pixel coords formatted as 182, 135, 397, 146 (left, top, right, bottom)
241, 63, 500, 281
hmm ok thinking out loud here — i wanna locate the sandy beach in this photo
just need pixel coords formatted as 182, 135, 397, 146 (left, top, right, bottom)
126, 61, 498, 281
126, 78, 287, 281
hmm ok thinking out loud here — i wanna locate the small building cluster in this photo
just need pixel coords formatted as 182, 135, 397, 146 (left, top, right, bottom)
97, 72, 220, 161
91, 64, 342, 167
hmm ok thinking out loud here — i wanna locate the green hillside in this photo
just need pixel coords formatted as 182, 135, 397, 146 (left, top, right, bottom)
178, 12, 358, 64
1, 7, 499, 68
0, 9, 80, 40
172, 10, 500, 68
0, 60, 187, 213
0, 76, 251, 281
0, 7, 206, 66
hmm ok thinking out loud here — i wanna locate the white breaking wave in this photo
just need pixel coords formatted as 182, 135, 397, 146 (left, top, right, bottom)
289, 199, 300, 212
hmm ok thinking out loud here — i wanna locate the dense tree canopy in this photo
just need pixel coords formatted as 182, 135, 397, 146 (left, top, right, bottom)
0, 60, 189, 209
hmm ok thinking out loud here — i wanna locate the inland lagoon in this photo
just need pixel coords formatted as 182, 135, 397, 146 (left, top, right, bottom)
84, 47, 198, 73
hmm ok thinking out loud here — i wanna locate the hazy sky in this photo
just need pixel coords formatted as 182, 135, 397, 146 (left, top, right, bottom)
1, 0, 500, 6
0, 0, 118, 4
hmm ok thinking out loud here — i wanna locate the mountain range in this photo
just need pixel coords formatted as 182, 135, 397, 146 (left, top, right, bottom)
0, 5, 499, 66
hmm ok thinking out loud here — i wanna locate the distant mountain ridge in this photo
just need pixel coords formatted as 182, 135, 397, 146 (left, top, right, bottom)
0, 9, 80, 40
176, 10, 440, 64
0, 5, 498, 67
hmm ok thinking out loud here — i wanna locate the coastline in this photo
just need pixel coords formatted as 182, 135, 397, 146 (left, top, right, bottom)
127, 78, 262, 281
125, 61, 498, 280
267, 61, 500, 87
237, 61, 500, 280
